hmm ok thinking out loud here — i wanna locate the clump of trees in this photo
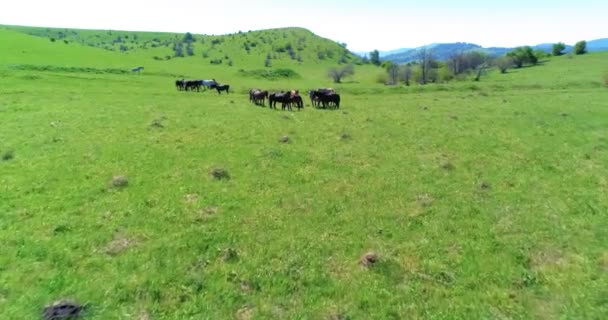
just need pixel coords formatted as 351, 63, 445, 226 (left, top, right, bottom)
506, 46, 538, 68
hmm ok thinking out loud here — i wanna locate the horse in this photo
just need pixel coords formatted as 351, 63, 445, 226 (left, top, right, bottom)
251, 90, 269, 106
175, 79, 185, 91
310, 89, 340, 109
184, 80, 201, 92
131, 66, 144, 73
269, 92, 288, 110
249, 89, 261, 102
269, 91, 301, 111
201, 79, 217, 90
211, 83, 230, 94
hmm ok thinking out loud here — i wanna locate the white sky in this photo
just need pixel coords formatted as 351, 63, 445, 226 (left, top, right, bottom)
1, 0, 606, 52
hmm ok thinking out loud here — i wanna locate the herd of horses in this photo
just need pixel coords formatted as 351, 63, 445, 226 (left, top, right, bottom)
175, 79, 230, 94
174, 79, 341, 110
249, 89, 340, 110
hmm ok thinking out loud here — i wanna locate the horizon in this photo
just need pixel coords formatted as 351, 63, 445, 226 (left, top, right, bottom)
2, 0, 607, 52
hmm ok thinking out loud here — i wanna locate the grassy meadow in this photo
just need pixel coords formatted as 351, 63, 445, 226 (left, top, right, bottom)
1, 25, 608, 319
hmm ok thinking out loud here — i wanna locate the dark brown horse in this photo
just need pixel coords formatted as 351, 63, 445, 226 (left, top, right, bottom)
269, 90, 303, 111
251, 90, 269, 106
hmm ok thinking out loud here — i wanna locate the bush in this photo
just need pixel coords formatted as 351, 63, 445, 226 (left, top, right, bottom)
495, 56, 514, 74
552, 42, 566, 56
238, 68, 300, 80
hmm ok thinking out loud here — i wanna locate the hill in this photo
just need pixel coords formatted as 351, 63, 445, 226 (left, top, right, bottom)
0, 24, 361, 70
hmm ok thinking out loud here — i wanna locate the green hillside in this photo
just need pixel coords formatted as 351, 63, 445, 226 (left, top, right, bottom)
1, 24, 608, 319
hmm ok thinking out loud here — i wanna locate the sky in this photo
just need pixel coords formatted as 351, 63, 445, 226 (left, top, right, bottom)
1, 0, 607, 52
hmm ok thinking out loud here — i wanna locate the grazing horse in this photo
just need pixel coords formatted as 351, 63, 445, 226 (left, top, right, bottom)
269, 91, 302, 111
175, 79, 185, 91
249, 89, 261, 103
251, 90, 269, 106
201, 79, 217, 90
211, 83, 230, 94
184, 80, 201, 92
131, 66, 144, 73
310, 89, 340, 109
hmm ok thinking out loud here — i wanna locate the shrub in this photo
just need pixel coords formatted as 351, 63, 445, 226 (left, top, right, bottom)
574, 41, 587, 55
495, 56, 514, 74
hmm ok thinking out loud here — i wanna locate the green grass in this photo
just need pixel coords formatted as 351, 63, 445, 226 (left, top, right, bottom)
1, 26, 608, 319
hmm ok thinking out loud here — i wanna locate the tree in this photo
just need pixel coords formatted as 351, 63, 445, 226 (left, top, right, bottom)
400, 65, 413, 86
506, 46, 536, 68
494, 56, 513, 74
383, 61, 399, 85
173, 42, 184, 57
552, 42, 566, 56
417, 48, 435, 84
186, 43, 194, 56
183, 32, 195, 43
369, 50, 381, 66
574, 40, 587, 55
328, 64, 355, 83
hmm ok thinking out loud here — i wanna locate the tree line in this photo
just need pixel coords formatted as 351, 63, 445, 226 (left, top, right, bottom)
352, 40, 589, 85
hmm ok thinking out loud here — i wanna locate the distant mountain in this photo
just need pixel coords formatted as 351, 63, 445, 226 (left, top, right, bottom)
533, 43, 573, 54
383, 42, 489, 63
382, 39, 608, 63
588, 38, 608, 52
379, 48, 411, 58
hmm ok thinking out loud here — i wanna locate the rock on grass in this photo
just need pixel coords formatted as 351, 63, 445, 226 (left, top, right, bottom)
43, 299, 84, 320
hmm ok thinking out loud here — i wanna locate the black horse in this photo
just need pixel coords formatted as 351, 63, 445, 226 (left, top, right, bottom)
269, 91, 303, 111
175, 79, 185, 91
211, 84, 230, 94
310, 89, 340, 109
184, 80, 201, 92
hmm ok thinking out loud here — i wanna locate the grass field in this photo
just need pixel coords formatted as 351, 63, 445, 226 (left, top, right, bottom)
1, 26, 608, 319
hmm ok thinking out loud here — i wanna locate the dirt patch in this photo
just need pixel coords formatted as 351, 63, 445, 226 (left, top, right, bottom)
479, 181, 492, 190
440, 160, 454, 171
150, 119, 164, 128
184, 193, 199, 203
416, 194, 434, 207
222, 248, 239, 262
196, 206, 219, 221
360, 251, 379, 267
138, 310, 152, 320
236, 306, 254, 320
599, 252, 608, 271
104, 235, 135, 256
529, 248, 565, 272
110, 175, 128, 188
209, 167, 230, 180
327, 312, 349, 320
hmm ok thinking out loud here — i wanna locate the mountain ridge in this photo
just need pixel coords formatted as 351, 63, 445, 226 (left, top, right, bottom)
372, 38, 608, 63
